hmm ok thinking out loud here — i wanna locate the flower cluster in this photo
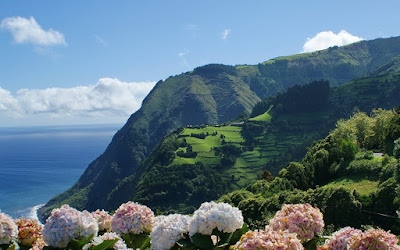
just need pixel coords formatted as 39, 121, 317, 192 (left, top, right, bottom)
14, 217, 43, 246
269, 203, 324, 242
42, 204, 99, 248
0, 212, 18, 244
90, 232, 129, 250
31, 237, 46, 250
111, 201, 154, 235
319, 227, 400, 249
91, 209, 113, 232
150, 214, 191, 250
189, 201, 244, 236
233, 226, 303, 250
317, 227, 362, 249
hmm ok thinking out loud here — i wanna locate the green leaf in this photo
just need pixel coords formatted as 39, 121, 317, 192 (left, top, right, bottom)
42, 246, 58, 250
121, 233, 151, 249
228, 223, 249, 245
69, 234, 95, 249
91, 239, 119, 250
303, 236, 325, 250
211, 228, 232, 246
213, 243, 228, 249
190, 233, 214, 249
139, 235, 151, 250
1, 243, 18, 250
175, 238, 197, 249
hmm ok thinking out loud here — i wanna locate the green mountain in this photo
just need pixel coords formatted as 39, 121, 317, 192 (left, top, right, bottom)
39, 36, 400, 220
92, 75, 400, 216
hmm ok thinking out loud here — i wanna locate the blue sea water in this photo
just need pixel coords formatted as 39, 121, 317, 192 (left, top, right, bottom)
0, 124, 121, 219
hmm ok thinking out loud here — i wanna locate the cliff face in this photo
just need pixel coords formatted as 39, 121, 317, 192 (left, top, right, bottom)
39, 36, 400, 220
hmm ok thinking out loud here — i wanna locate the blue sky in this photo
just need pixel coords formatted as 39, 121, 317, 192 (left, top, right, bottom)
0, 0, 399, 126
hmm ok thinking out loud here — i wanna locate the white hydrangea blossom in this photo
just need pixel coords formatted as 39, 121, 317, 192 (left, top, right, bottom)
90, 232, 130, 250
0, 212, 18, 244
150, 214, 191, 250
43, 205, 99, 248
189, 202, 243, 236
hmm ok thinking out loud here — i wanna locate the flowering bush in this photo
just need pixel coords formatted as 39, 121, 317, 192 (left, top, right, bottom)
0, 212, 18, 245
233, 226, 303, 249
14, 217, 43, 246
189, 201, 244, 236
269, 203, 324, 242
1, 201, 400, 250
42, 204, 99, 248
317, 227, 362, 249
91, 209, 113, 232
150, 214, 191, 250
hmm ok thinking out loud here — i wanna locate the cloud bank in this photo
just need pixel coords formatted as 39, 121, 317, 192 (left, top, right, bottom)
1, 16, 66, 46
0, 78, 156, 120
302, 30, 363, 53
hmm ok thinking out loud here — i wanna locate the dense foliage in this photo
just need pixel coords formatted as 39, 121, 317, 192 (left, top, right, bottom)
220, 109, 400, 234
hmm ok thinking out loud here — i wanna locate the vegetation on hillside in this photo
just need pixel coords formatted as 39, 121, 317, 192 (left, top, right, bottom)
219, 109, 400, 234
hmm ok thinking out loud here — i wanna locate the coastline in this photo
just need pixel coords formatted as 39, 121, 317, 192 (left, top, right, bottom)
31, 204, 45, 224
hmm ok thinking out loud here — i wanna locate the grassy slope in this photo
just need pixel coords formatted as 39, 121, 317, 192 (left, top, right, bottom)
249, 108, 272, 122
123, 105, 335, 214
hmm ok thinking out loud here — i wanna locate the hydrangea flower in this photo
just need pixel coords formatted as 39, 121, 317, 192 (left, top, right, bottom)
269, 203, 324, 242
90, 232, 129, 250
189, 201, 243, 236
111, 201, 154, 235
42, 204, 99, 248
317, 227, 362, 249
350, 228, 400, 249
0, 212, 18, 244
30, 237, 46, 250
150, 214, 191, 250
91, 209, 113, 232
233, 226, 303, 249
14, 217, 43, 246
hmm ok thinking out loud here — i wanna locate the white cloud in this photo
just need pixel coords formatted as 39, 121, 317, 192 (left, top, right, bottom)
0, 16, 67, 46
302, 30, 363, 53
0, 78, 156, 120
221, 28, 231, 40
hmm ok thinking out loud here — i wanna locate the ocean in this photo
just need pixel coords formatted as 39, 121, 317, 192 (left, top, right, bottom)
0, 124, 121, 220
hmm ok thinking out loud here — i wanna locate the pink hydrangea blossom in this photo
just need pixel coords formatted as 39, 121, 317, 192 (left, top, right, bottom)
0, 212, 18, 244
233, 226, 303, 249
14, 217, 43, 246
269, 203, 324, 242
91, 209, 113, 232
317, 227, 363, 250
30, 237, 46, 250
111, 201, 154, 235
350, 228, 400, 249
